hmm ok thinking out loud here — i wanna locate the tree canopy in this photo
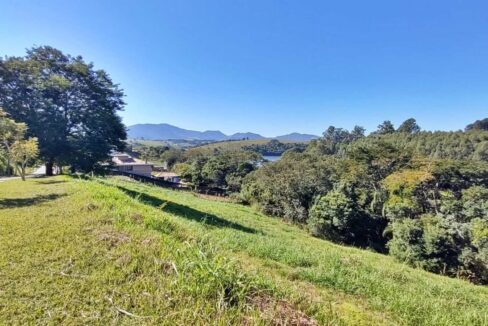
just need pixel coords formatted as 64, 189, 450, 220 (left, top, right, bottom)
397, 118, 421, 134
375, 120, 396, 135
0, 46, 126, 175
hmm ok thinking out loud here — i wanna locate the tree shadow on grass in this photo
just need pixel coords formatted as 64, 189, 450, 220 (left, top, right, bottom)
0, 193, 67, 209
35, 180, 67, 185
116, 185, 259, 234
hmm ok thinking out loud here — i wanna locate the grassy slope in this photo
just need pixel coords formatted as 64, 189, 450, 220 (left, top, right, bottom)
1, 177, 487, 325
128, 139, 171, 147
190, 139, 302, 152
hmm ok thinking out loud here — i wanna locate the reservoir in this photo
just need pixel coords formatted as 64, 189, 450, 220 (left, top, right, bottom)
263, 155, 282, 162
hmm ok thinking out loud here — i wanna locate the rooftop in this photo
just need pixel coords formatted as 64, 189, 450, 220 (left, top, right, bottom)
111, 153, 151, 166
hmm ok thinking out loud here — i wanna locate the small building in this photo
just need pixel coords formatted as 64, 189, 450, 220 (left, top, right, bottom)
111, 153, 153, 177
154, 171, 181, 184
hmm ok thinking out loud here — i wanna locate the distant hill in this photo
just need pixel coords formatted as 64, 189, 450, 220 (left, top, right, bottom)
128, 123, 319, 142
228, 132, 266, 140
275, 133, 319, 142
128, 124, 228, 141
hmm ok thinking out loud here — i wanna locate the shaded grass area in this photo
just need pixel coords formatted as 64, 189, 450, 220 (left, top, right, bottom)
0, 193, 66, 209
116, 185, 259, 234
1, 176, 487, 325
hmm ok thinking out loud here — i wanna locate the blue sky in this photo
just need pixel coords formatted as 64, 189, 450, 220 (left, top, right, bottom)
1, 0, 487, 136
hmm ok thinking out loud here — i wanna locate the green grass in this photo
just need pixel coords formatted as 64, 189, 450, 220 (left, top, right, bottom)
128, 139, 171, 147
1, 176, 488, 325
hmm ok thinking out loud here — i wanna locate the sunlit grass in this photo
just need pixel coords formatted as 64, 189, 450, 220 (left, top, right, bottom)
1, 176, 487, 325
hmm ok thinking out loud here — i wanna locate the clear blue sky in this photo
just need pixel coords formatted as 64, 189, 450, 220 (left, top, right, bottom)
1, 1, 487, 136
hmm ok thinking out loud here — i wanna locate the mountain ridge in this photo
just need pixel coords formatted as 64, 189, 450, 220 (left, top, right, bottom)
128, 123, 319, 142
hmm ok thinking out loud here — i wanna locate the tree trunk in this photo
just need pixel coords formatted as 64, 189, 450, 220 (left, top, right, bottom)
45, 160, 54, 176
6, 157, 11, 176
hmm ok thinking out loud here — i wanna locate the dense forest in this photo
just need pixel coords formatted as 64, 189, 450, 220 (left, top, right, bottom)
241, 119, 488, 284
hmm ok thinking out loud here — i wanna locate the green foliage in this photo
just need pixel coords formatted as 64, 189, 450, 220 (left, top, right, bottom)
242, 139, 306, 156
11, 137, 39, 180
309, 188, 361, 242
242, 152, 337, 222
382, 162, 488, 283
397, 118, 421, 134
132, 144, 169, 163
388, 213, 488, 284
242, 122, 488, 283
309, 186, 388, 249
160, 148, 185, 169
0, 46, 126, 174
375, 120, 396, 135
462, 186, 488, 221
352, 130, 488, 161
0, 108, 37, 177
180, 151, 261, 192
309, 125, 365, 155
387, 219, 425, 266
383, 166, 433, 220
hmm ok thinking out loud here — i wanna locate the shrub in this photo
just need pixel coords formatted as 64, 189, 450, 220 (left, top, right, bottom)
308, 189, 360, 243
308, 187, 387, 249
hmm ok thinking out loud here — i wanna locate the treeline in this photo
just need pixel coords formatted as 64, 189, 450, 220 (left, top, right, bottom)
348, 131, 488, 161
307, 119, 488, 161
241, 119, 488, 284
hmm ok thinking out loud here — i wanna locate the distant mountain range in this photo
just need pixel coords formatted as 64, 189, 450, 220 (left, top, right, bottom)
127, 123, 319, 142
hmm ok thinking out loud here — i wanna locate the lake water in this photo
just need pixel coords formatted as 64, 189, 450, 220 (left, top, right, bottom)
263, 155, 282, 162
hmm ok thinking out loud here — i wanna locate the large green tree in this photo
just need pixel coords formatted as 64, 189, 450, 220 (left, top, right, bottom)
0, 46, 126, 175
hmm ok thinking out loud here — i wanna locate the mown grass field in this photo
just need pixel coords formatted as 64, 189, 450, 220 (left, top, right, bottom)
1, 176, 487, 325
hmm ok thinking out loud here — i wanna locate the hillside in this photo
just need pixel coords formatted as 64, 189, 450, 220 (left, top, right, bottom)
276, 133, 319, 142
189, 139, 304, 153
190, 139, 272, 153
1, 176, 487, 325
227, 132, 266, 140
